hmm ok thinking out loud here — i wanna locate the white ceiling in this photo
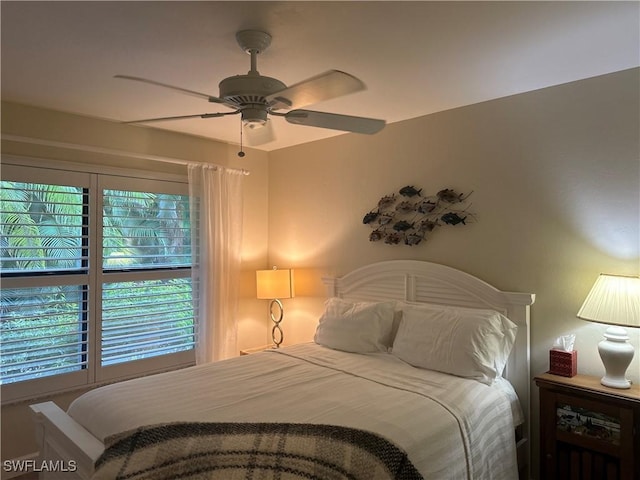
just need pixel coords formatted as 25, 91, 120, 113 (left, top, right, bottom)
2, 1, 638, 152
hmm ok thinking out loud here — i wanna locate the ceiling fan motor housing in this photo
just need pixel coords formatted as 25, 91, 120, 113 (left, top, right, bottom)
219, 74, 287, 125
218, 75, 286, 107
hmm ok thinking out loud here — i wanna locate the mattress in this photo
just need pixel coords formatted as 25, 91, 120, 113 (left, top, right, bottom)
68, 343, 521, 480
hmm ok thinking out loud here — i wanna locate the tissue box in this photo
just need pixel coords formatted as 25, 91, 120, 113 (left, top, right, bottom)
549, 349, 577, 377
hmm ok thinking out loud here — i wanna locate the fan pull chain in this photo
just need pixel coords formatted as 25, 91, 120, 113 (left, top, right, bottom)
238, 119, 245, 157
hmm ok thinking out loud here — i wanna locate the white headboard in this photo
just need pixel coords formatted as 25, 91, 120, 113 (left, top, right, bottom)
322, 260, 535, 473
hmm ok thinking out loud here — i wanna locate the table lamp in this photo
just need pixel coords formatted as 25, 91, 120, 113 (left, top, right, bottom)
256, 267, 294, 348
577, 273, 640, 389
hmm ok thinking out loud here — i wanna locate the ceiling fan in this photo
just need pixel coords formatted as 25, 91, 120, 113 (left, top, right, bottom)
115, 30, 386, 148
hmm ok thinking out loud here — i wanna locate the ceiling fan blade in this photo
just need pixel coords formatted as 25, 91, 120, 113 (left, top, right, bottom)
266, 70, 365, 111
122, 111, 238, 124
285, 109, 385, 134
114, 75, 236, 108
244, 119, 275, 146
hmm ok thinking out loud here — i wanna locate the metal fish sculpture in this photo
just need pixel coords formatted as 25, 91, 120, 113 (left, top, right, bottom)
418, 220, 439, 232
417, 199, 437, 214
399, 185, 422, 197
441, 212, 466, 225
363, 185, 474, 246
405, 233, 424, 246
395, 201, 416, 214
377, 194, 396, 210
384, 232, 403, 245
378, 213, 394, 226
437, 189, 465, 203
362, 210, 380, 224
393, 220, 414, 232
369, 230, 384, 242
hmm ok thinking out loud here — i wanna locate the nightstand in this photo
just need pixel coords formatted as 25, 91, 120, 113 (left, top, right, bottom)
240, 345, 275, 355
535, 373, 640, 480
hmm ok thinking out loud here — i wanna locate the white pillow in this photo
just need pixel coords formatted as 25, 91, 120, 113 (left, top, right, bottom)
391, 303, 517, 385
314, 298, 396, 353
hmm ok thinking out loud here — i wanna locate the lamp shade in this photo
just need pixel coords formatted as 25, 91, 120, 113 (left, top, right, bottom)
256, 268, 294, 300
577, 274, 640, 328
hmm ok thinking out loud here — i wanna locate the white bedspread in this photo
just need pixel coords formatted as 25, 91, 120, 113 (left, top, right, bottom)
68, 343, 520, 480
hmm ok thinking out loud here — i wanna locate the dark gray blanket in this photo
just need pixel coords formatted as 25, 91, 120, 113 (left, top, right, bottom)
92, 422, 424, 480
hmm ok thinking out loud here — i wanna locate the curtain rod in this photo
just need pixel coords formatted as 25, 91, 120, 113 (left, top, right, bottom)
1, 134, 251, 175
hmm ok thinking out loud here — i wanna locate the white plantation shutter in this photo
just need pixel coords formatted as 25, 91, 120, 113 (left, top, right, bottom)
97, 180, 195, 380
102, 189, 191, 269
0, 182, 88, 273
1, 167, 92, 400
101, 278, 194, 366
1, 283, 89, 384
1, 163, 195, 402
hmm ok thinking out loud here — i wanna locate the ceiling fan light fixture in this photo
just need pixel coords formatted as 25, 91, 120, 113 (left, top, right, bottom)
241, 107, 268, 129
244, 119, 267, 129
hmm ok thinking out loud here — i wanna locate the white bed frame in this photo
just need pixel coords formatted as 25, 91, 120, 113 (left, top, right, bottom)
30, 260, 534, 480
322, 260, 535, 478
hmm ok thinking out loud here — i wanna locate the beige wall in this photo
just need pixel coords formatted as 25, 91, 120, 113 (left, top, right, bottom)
266, 68, 639, 478
1, 68, 639, 477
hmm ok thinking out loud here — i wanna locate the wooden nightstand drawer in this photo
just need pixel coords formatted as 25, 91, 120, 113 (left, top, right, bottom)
536, 373, 640, 480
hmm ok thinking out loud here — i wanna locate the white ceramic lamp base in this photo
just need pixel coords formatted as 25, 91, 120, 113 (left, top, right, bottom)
598, 325, 635, 389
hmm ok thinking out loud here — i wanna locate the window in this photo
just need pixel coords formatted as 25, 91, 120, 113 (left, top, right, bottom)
1, 163, 195, 403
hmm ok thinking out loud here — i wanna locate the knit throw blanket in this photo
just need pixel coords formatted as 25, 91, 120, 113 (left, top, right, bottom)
91, 422, 423, 480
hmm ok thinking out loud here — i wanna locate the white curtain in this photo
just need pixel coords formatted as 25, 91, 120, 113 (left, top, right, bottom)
188, 164, 245, 363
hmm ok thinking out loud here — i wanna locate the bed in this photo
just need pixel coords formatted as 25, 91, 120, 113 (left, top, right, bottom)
30, 260, 535, 480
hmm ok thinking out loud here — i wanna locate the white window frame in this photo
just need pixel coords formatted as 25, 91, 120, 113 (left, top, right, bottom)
1, 157, 195, 404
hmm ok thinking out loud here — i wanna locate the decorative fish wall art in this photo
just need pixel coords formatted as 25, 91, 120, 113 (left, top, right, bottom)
363, 186, 475, 246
